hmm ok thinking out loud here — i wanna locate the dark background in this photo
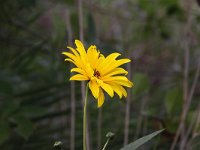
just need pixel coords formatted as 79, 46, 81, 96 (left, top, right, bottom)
0, 0, 200, 150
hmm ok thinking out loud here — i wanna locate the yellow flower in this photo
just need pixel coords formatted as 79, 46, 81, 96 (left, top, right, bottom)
62, 40, 133, 107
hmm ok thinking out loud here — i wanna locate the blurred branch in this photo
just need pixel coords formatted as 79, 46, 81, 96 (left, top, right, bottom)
66, 9, 76, 150
83, 1, 134, 21
186, 103, 200, 149
1, 5, 50, 44
170, 1, 194, 149
134, 95, 148, 140
180, 61, 200, 148
124, 61, 131, 146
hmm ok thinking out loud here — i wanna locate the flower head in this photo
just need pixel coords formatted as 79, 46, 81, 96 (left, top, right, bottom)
62, 40, 133, 107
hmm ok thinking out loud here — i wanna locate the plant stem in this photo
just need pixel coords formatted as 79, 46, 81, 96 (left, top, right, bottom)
102, 138, 110, 150
83, 84, 89, 150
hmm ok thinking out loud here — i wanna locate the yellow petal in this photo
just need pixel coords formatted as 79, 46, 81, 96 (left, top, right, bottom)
70, 74, 89, 81
113, 80, 133, 87
97, 88, 105, 107
102, 68, 128, 77
108, 83, 123, 98
87, 45, 100, 68
75, 40, 87, 57
89, 80, 99, 99
100, 82, 114, 97
101, 59, 131, 75
106, 82, 127, 98
67, 46, 79, 57
64, 58, 78, 66
71, 68, 86, 75
97, 53, 121, 71
102, 76, 133, 87
62, 52, 76, 61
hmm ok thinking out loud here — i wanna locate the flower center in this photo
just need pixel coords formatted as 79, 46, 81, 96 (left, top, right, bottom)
93, 69, 101, 78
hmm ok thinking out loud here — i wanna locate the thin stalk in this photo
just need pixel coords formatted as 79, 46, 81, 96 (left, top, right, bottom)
83, 84, 89, 150
102, 138, 110, 150
97, 108, 102, 150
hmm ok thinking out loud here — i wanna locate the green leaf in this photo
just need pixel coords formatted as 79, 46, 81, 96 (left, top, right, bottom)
0, 121, 11, 145
121, 129, 164, 150
165, 87, 182, 116
0, 80, 13, 95
165, 118, 179, 133
17, 105, 47, 117
13, 115, 34, 140
132, 73, 150, 95
1, 100, 19, 118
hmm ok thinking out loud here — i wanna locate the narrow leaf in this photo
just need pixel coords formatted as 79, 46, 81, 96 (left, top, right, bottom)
121, 129, 164, 150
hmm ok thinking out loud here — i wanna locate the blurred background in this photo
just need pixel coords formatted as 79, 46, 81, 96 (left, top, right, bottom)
0, 0, 200, 150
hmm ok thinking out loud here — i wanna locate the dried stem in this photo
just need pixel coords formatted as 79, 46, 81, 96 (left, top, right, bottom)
134, 95, 148, 140
124, 59, 132, 146
170, 1, 193, 150
66, 10, 76, 150
181, 61, 200, 148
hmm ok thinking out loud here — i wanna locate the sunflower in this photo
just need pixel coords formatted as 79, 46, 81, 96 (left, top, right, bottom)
62, 40, 133, 107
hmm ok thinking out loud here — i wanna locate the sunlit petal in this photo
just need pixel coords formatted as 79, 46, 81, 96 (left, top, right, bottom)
71, 68, 86, 75
100, 82, 114, 97
70, 74, 89, 80
63, 40, 133, 107
102, 68, 128, 77
97, 88, 105, 108
89, 80, 99, 99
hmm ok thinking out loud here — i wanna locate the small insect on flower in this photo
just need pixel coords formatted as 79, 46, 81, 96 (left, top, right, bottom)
62, 40, 133, 107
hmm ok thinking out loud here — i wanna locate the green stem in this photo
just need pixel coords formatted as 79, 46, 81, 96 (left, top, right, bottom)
83, 84, 89, 150
102, 138, 110, 150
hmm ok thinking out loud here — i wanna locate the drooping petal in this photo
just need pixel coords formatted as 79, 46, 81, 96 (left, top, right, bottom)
89, 80, 99, 99
70, 74, 89, 81
64, 58, 78, 66
102, 76, 133, 87
67, 46, 79, 57
108, 83, 123, 98
71, 68, 86, 76
100, 82, 114, 97
97, 88, 105, 107
112, 80, 133, 87
62, 52, 76, 60
106, 82, 127, 98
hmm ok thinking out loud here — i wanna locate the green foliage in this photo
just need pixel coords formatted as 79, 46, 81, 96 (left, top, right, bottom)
1, 100, 19, 118
132, 73, 150, 95
121, 129, 164, 150
0, 80, 13, 95
12, 115, 34, 140
0, 122, 11, 145
17, 105, 47, 118
0, 0, 199, 149
165, 87, 183, 116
